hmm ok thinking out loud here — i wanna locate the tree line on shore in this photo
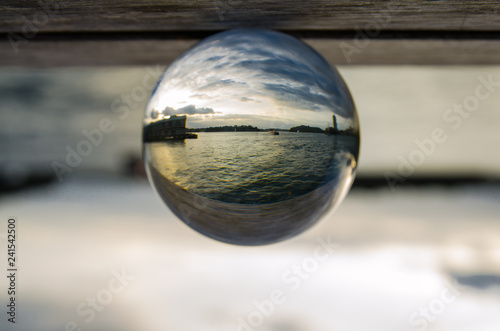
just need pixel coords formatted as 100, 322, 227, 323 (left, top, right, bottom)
187, 124, 357, 136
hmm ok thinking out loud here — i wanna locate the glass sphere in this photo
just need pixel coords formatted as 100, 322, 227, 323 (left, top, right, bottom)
143, 29, 359, 245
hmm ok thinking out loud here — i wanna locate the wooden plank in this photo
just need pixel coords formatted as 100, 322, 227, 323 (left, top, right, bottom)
1, 1, 500, 33
2, 1, 500, 66
1, 33, 500, 66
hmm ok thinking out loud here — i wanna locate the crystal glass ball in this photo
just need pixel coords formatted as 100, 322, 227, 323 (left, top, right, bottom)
143, 29, 359, 245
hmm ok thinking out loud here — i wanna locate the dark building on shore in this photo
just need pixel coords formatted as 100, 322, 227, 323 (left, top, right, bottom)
144, 115, 197, 141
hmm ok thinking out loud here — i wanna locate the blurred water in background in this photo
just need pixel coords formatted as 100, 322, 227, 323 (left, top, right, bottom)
0, 66, 499, 331
0, 176, 499, 331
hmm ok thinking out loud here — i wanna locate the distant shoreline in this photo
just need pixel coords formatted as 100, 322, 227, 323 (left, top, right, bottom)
144, 122, 357, 136
186, 124, 357, 136
187, 125, 263, 132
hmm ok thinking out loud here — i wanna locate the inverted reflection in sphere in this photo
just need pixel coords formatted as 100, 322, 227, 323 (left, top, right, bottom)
143, 29, 360, 245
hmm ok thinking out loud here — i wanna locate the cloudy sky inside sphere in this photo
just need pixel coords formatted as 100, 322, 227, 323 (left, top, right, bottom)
145, 29, 357, 131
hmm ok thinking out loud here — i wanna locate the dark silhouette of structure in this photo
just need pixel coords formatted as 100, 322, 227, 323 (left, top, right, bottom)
144, 115, 197, 141
325, 115, 339, 135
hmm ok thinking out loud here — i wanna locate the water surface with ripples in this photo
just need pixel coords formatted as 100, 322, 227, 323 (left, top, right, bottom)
146, 132, 358, 204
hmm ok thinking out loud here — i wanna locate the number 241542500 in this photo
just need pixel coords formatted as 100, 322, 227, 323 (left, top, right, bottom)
7, 219, 16, 267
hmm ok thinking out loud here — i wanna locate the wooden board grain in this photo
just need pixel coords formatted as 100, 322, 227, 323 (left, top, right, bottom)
1, 33, 500, 66
2, 0, 500, 33
1, 1, 500, 66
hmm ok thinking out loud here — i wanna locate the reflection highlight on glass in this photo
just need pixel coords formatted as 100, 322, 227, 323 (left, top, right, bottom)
143, 29, 360, 245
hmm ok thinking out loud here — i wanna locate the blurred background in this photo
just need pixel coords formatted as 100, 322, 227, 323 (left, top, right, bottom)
1, 65, 499, 331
